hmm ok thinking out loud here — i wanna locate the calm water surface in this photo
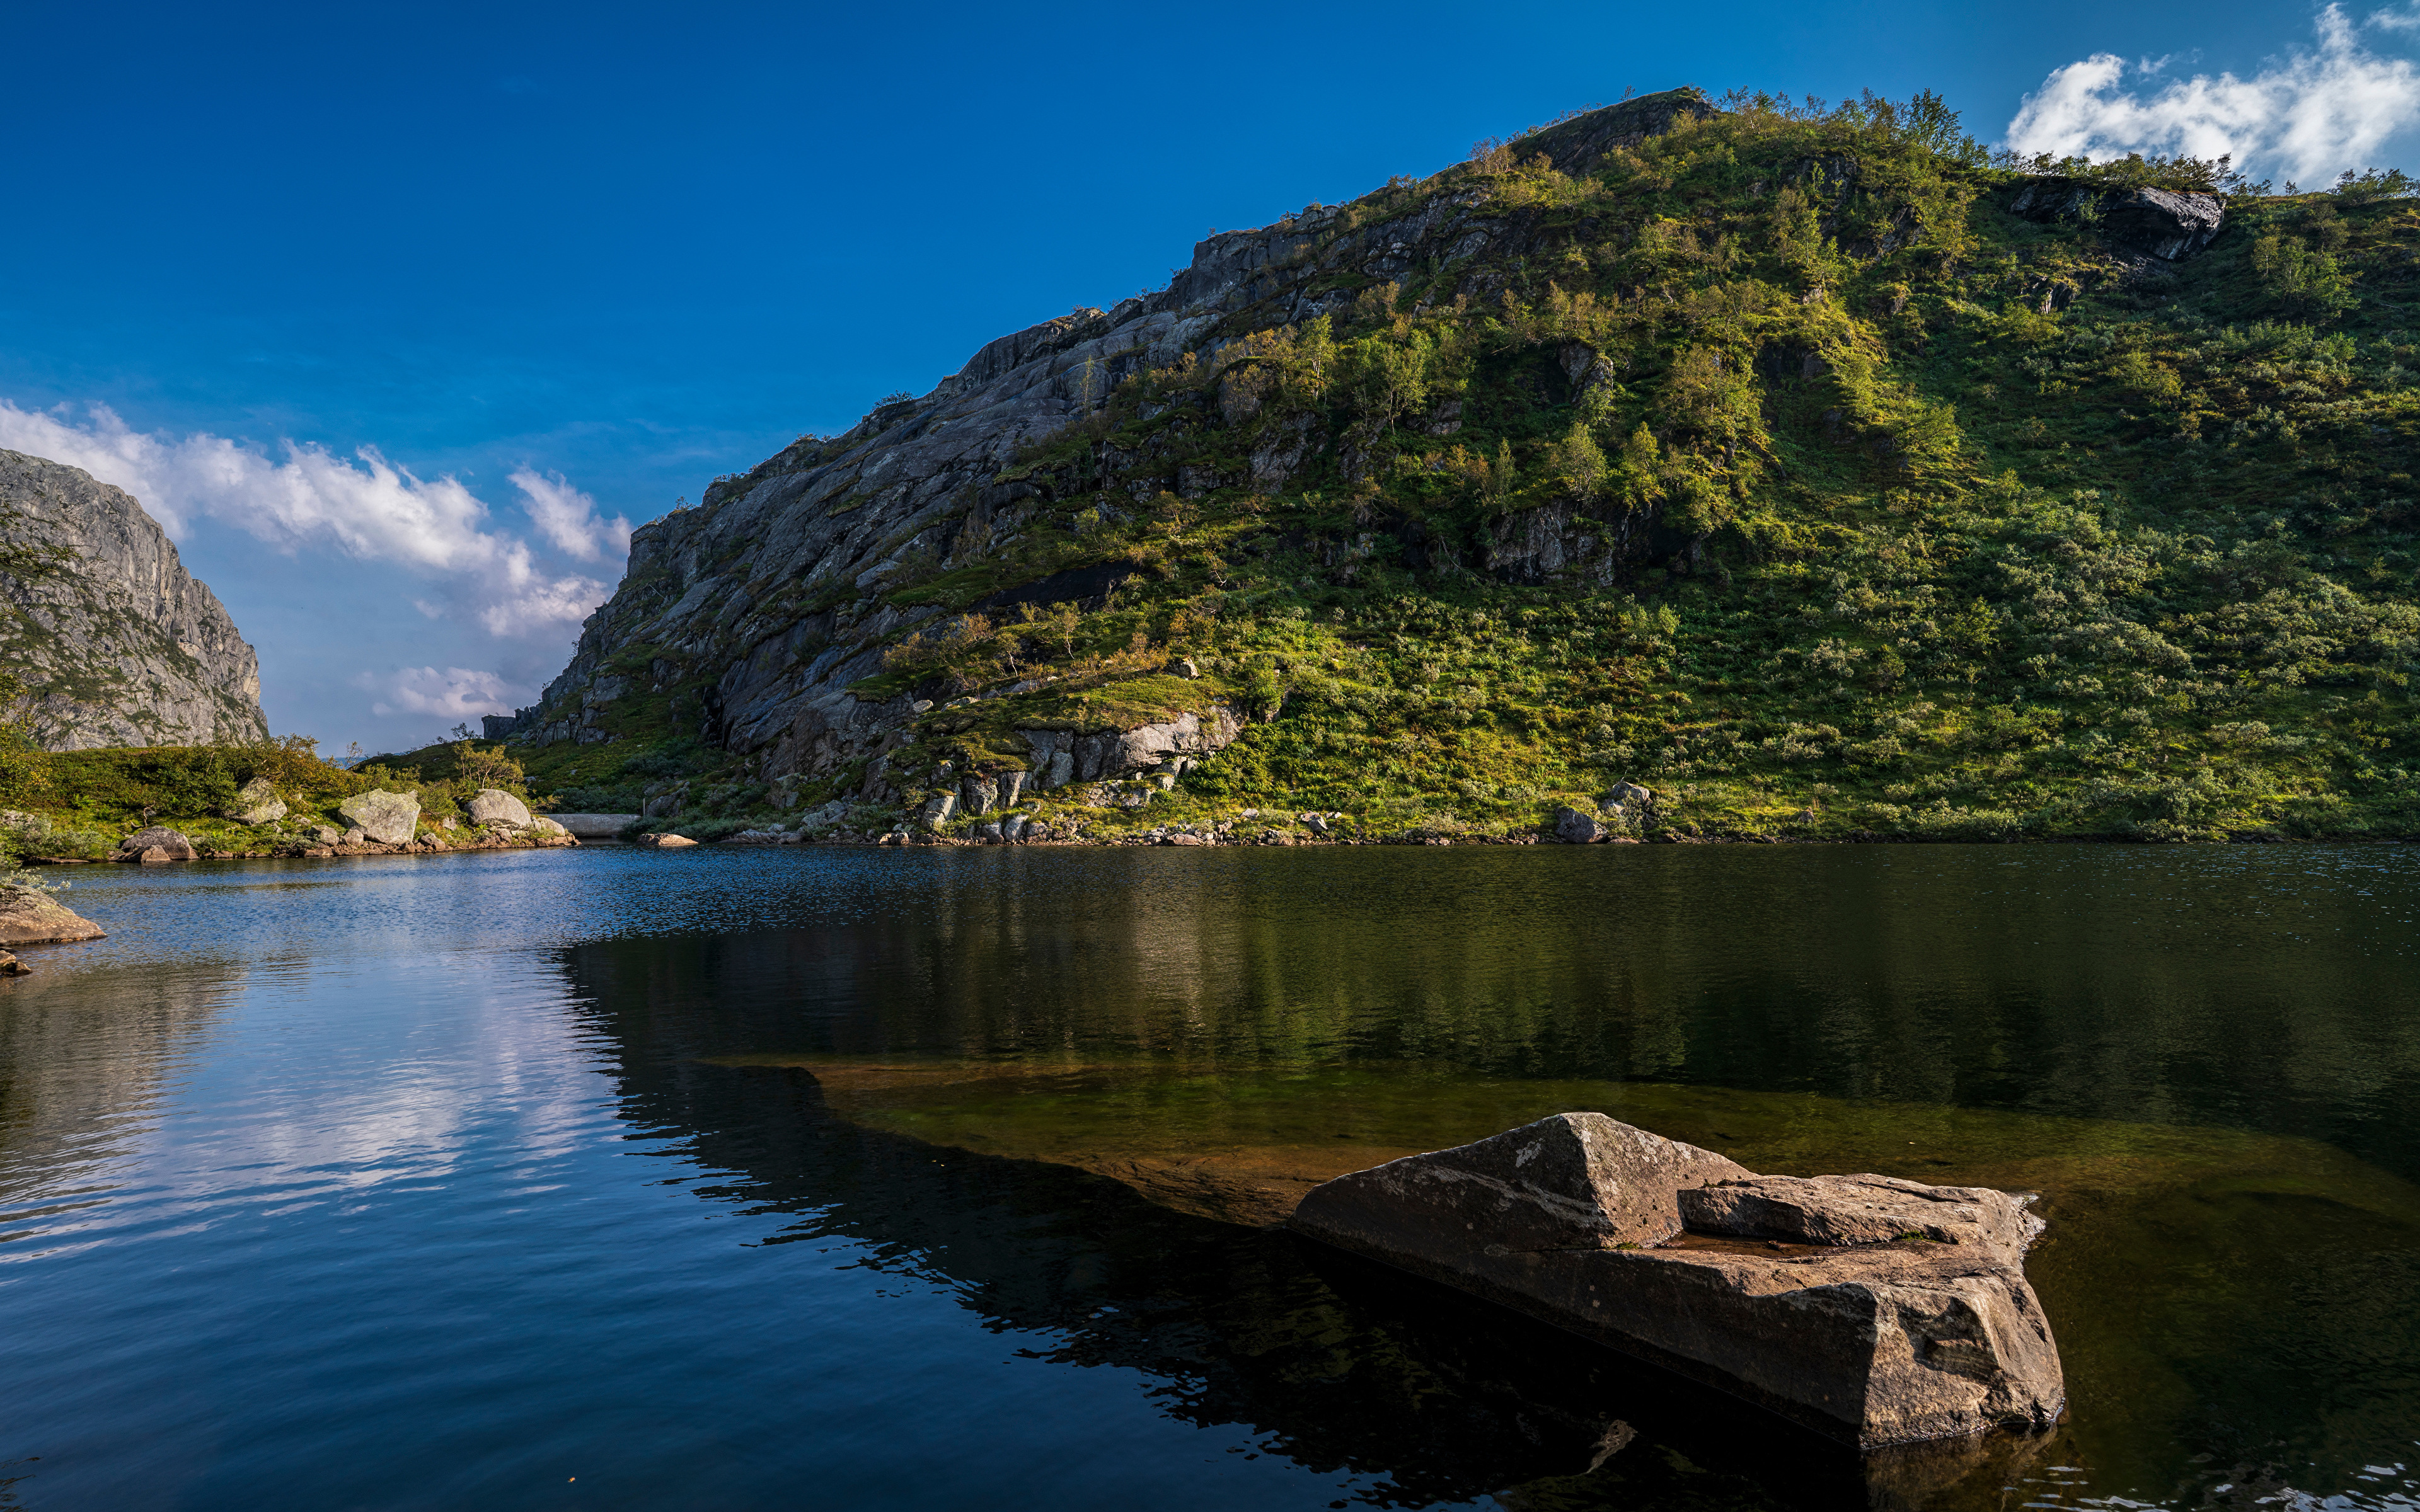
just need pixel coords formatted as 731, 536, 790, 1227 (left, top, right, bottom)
2, 845, 2417, 1511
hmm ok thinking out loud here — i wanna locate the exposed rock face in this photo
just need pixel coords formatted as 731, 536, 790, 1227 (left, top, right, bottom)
637, 832, 696, 849
0, 887, 107, 944
497, 96, 1720, 793
2006, 180, 2225, 261
338, 790, 420, 845
0, 450, 270, 750
1291, 1113, 2065, 1450
466, 789, 533, 828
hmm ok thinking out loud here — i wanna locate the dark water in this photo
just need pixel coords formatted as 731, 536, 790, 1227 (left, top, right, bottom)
3, 846, 2417, 1511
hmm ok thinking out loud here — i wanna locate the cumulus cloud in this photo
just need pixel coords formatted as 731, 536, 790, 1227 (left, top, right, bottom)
0, 399, 619, 638
357, 667, 515, 720
2005, 6, 2420, 185
512, 467, 631, 562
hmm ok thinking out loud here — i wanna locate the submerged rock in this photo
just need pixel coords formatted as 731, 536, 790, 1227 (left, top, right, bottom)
1290, 1113, 2065, 1450
0, 887, 107, 945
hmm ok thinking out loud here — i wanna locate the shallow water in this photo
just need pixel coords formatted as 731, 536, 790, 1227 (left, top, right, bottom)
2, 845, 2416, 1510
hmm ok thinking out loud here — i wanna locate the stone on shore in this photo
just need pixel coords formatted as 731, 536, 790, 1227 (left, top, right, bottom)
228, 777, 287, 826
339, 790, 421, 845
0, 886, 107, 945
1291, 1113, 2065, 1449
529, 816, 571, 839
116, 825, 196, 861
0, 951, 26, 975
466, 789, 533, 828
638, 832, 698, 849
1551, 805, 1604, 844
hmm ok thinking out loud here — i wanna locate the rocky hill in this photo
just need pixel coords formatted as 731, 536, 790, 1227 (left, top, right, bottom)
0, 450, 270, 749
497, 88, 2420, 843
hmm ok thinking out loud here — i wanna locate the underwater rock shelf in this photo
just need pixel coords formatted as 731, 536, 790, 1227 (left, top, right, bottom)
1289, 1113, 2066, 1449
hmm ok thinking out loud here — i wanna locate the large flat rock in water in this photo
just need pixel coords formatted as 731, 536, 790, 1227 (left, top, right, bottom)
1290, 1113, 2065, 1450
0, 888, 107, 945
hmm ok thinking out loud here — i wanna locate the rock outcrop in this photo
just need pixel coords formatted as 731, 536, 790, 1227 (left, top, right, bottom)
1291, 1113, 2065, 1450
0, 886, 106, 944
2006, 180, 2225, 262
0, 450, 270, 749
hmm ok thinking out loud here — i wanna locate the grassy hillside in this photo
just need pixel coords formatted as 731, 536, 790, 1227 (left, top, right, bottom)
498, 90, 2420, 844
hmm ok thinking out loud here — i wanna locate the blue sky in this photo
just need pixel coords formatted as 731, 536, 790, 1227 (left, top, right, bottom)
5, 0, 2418, 752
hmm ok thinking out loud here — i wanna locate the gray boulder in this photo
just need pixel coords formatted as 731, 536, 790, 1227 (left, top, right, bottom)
228, 777, 287, 826
117, 825, 195, 861
1551, 805, 1603, 844
921, 792, 957, 831
466, 789, 533, 828
338, 790, 420, 845
1291, 1114, 2065, 1449
1605, 781, 1655, 811
528, 816, 571, 838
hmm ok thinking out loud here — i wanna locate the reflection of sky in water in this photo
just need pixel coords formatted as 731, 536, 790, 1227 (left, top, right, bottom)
0, 844, 2414, 1510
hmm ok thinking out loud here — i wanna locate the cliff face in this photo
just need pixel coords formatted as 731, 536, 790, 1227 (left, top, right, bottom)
0, 450, 270, 749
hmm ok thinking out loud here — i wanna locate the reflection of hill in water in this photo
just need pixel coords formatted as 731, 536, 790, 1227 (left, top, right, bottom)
573, 847, 2420, 1182
0, 954, 242, 1208
562, 929, 2100, 1510
552, 845, 2420, 1511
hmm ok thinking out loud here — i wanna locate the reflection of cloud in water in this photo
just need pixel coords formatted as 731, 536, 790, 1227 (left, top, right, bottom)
0, 958, 243, 1256
0, 953, 599, 1260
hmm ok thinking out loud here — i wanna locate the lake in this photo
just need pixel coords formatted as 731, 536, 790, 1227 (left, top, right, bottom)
2, 844, 2416, 1510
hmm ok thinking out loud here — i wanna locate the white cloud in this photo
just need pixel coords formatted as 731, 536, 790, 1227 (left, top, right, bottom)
2005, 6, 2420, 185
357, 666, 515, 720
0, 399, 619, 639
512, 467, 631, 562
